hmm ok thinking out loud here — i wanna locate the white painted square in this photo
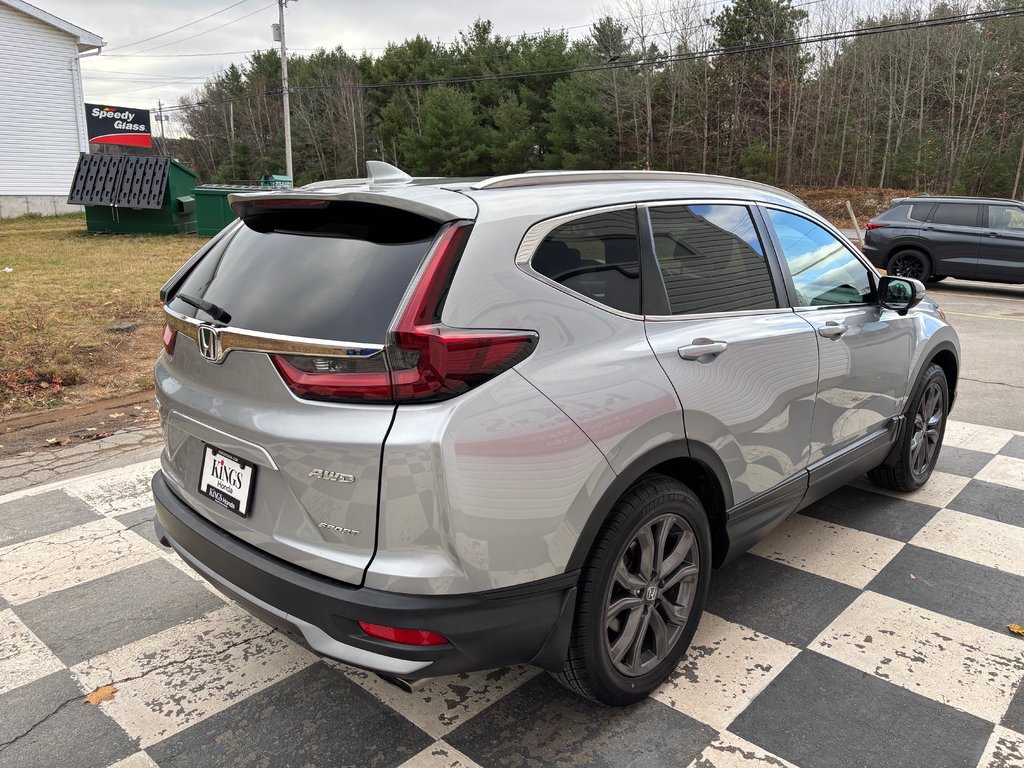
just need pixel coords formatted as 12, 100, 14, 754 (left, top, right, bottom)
813, 592, 1024, 723
685, 731, 800, 768
63, 459, 162, 516
397, 740, 485, 768
976, 726, 1024, 768
943, 421, 1015, 454
105, 753, 160, 768
0, 518, 158, 605
911, 508, 1024, 578
71, 605, 315, 748
976, 455, 1024, 492
851, 470, 970, 509
652, 612, 800, 731
750, 514, 903, 589
335, 663, 538, 739
0, 609, 65, 695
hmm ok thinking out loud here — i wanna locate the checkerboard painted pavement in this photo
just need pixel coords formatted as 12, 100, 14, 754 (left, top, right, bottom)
1, 418, 1023, 768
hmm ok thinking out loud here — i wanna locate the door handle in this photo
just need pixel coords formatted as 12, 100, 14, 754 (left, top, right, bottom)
678, 339, 728, 361
817, 321, 848, 339
987, 231, 1001, 237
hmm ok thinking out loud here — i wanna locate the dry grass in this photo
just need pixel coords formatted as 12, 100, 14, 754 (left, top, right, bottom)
789, 186, 917, 228
0, 214, 205, 416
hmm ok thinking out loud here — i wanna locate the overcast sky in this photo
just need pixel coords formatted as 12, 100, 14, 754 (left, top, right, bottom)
37, 0, 603, 111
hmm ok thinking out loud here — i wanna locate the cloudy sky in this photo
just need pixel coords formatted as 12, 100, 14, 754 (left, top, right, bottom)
38, 0, 604, 111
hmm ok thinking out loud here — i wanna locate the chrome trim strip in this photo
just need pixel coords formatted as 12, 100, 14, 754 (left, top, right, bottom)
164, 306, 385, 363
173, 544, 432, 676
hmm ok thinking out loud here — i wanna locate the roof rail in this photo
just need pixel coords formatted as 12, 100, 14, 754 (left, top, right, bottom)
908, 193, 1021, 204
470, 170, 802, 203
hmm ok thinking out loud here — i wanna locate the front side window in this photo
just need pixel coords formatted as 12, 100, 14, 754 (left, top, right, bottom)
766, 208, 874, 307
987, 204, 1024, 231
531, 210, 640, 314
930, 203, 979, 227
649, 204, 777, 315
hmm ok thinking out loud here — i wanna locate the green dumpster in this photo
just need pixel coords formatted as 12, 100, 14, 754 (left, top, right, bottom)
68, 153, 198, 235
194, 184, 267, 237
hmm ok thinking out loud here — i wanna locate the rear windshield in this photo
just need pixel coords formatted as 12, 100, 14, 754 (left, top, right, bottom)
167, 203, 440, 344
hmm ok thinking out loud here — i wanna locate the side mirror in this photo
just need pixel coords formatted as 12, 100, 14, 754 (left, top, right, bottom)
878, 275, 925, 315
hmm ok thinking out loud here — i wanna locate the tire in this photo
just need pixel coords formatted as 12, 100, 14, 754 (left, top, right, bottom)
868, 363, 948, 493
926, 275, 947, 283
553, 474, 711, 705
887, 249, 932, 281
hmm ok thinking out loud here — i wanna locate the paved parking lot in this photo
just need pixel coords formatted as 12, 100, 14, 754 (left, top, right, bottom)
1, 279, 1022, 768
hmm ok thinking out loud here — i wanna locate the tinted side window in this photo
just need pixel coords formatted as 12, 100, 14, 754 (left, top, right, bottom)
910, 203, 934, 222
532, 210, 640, 314
987, 204, 1024, 231
878, 204, 911, 222
766, 209, 874, 307
931, 204, 979, 227
649, 204, 777, 315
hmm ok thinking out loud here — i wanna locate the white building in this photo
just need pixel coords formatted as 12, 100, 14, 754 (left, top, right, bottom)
0, 0, 103, 218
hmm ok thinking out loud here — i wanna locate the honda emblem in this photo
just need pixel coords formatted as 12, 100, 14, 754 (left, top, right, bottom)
197, 324, 222, 362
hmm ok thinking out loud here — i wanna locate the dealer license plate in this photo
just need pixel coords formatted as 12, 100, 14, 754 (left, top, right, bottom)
199, 445, 255, 517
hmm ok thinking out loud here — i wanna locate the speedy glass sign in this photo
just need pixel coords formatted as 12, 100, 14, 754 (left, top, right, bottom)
84, 103, 152, 148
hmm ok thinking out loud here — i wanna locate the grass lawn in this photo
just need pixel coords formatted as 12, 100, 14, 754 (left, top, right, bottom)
0, 214, 205, 416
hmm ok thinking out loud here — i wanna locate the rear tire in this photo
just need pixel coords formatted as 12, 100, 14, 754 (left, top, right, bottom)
553, 474, 711, 705
887, 250, 932, 281
926, 275, 947, 283
868, 363, 948, 492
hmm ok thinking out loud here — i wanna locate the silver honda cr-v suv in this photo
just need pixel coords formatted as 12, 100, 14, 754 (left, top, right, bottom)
152, 163, 960, 705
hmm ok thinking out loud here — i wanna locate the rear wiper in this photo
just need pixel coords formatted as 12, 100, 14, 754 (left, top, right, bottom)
176, 293, 232, 325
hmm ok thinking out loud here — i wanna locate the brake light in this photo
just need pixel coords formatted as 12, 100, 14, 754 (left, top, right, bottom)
865, 222, 885, 231
162, 323, 177, 356
359, 621, 448, 646
272, 222, 538, 404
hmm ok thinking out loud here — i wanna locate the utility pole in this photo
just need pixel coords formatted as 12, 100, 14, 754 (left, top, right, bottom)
274, 0, 295, 179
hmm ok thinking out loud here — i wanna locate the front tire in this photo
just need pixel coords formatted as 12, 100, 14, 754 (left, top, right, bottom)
887, 249, 932, 281
553, 474, 711, 705
868, 363, 948, 492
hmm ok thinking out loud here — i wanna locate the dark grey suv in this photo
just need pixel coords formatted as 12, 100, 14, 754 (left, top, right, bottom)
863, 195, 1024, 285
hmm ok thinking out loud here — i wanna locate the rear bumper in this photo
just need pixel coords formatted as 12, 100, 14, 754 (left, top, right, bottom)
152, 471, 577, 678
861, 242, 885, 268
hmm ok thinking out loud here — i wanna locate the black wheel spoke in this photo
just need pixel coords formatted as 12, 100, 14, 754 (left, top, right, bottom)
609, 606, 644, 664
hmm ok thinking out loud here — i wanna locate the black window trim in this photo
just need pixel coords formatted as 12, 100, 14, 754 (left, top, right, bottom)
757, 202, 879, 311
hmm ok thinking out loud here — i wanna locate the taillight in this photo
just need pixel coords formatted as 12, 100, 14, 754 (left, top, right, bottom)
162, 323, 177, 356
358, 621, 448, 646
865, 222, 885, 231
272, 221, 538, 404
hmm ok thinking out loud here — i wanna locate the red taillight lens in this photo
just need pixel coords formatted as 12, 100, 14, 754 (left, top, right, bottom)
358, 621, 448, 646
162, 323, 177, 356
865, 222, 885, 231
271, 221, 538, 404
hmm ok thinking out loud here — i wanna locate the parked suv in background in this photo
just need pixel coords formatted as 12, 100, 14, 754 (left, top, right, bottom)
152, 164, 960, 705
863, 195, 1024, 285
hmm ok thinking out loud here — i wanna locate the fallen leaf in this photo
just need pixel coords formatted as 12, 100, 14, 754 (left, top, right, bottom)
910, 573, 917, 580
1009, 624, 1024, 637
84, 685, 117, 705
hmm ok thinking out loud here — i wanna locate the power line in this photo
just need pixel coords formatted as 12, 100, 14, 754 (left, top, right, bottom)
105, 0, 255, 53
128, 3, 277, 55
157, 5, 1024, 114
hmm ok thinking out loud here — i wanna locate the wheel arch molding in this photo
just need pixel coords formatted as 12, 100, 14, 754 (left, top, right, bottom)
566, 439, 734, 573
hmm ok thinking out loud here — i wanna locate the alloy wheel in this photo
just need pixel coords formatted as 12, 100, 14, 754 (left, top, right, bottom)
604, 513, 699, 677
889, 253, 926, 280
910, 380, 944, 478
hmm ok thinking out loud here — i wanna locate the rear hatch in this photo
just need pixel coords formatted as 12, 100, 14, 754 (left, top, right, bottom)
156, 189, 476, 586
